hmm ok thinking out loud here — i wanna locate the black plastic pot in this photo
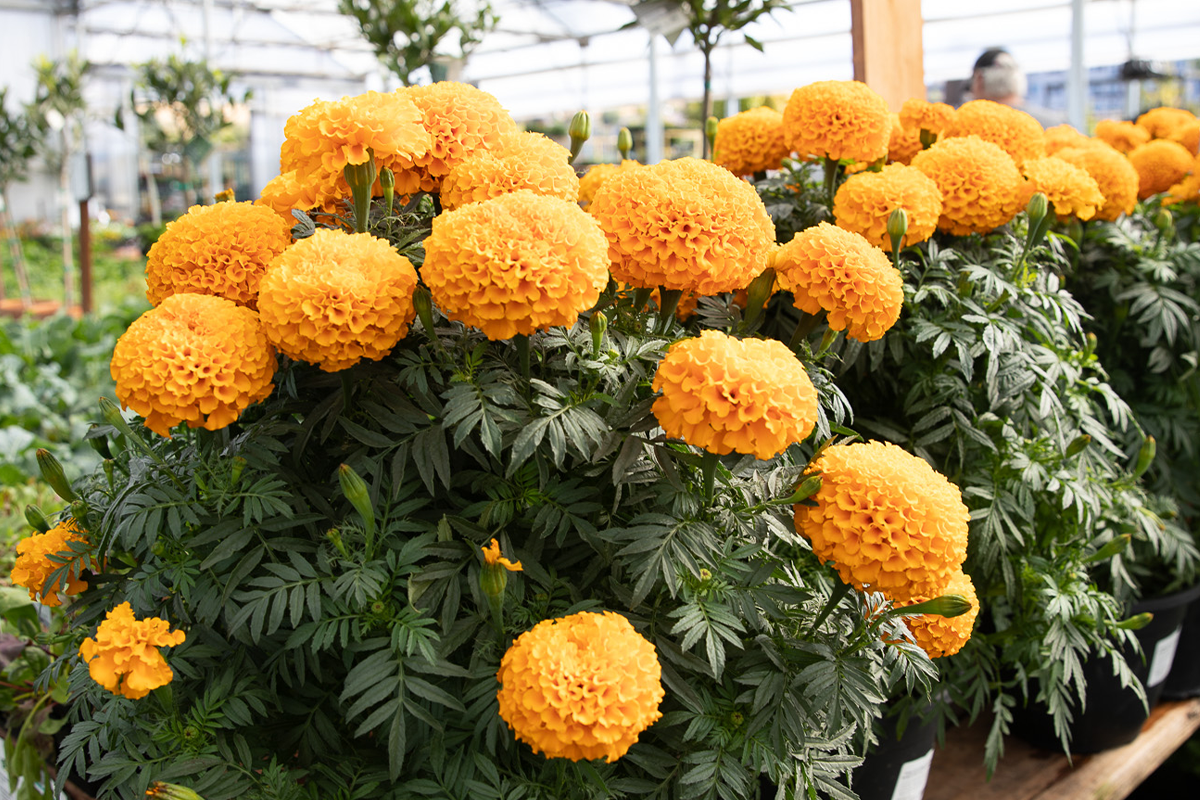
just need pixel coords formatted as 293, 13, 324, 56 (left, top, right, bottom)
1011, 585, 1192, 754
1161, 581, 1200, 699
850, 710, 939, 800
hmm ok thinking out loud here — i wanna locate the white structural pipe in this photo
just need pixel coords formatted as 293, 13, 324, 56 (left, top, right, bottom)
1067, 0, 1086, 129
646, 35, 663, 165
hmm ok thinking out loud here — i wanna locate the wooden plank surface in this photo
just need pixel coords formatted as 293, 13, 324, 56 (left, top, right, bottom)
924, 698, 1200, 800
849, 0, 926, 110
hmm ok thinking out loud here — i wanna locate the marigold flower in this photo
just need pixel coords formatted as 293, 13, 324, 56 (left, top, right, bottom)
833, 163, 943, 249
1021, 157, 1104, 221
257, 228, 419, 371
145, 202, 292, 309
1055, 143, 1140, 220
942, 99, 1045, 167
578, 160, 641, 208
589, 157, 775, 294
496, 610, 663, 762
1043, 124, 1093, 155
899, 99, 955, 140
111, 294, 276, 437
773, 222, 904, 342
651, 330, 817, 460
404, 81, 519, 192
782, 80, 892, 163
886, 114, 923, 166
255, 170, 341, 219
79, 602, 186, 700
10, 518, 88, 607
1094, 119, 1151, 154
794, 441, 970, 602
1137, 106, 1200, 153
910, 135, 1025, 235
440, 131, 579, 211
423, 191, 609, 340
713, 106, 790, 176
1165, 158, 1200, 206
1128, 138, 1195, 199
895, 570, 979, 658
482, 538, 523, 571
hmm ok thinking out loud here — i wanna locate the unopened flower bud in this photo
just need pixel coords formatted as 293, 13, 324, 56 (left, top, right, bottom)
87, 425, 113, 459
887, 207, 909, 253
617, 127, 633, 160
1085, 533, 1131, 564
1134, 435, 1156, 478
70, 499, 90, 523
230, 456, 246, 487
1153, 207, 1173, 234
338, 464, 376, 545
379, 166, 396, 215
786, 474, 823, 505
25, 504, 51, 533
213, 188, 235, 203
893, 593, 973, 619
1065, 434, 1092, 458
1116, 612, 1153, 631
146, 782, 205, 800
37, 448, 76, 501
413, 284, 437, 341
1026, 192, 1049, 225
589, 310, 607, 356
705, 116, 719, 150
568, 110, 591, 164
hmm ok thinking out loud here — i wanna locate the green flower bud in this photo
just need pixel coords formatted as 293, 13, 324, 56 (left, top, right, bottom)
69, 499, 89, 523
325, 527, 349, 558
146, 782, 205, 800
24, 504, 51, 533
87, 425, 113, 459
480, 562, 509, 600
99, 396, 136, 440
1153, 207, 1173, 234
589, 310, 607, 356
1134, 435, 1157, 479
1065, 434, 1092, 458
887, 208, 909, 254
705, 116, 719, 151
413, 285, 436, 338
103, 459, 115, 487
568, 110, 591, 164
1026, 192, 1049, 225
230, 456, 247, 487
893, 593, 973, 619
342, 157, 377, 196
379, 166, 396, 215
1116, 612, 1153, 631
1084, 332, 1097, 358
37, 448, 77, 501
918, 128, 937, 149
1085, 533, 1131, 564
617, 127, 633, 160
213, 188, 235, 203
785, 474, 823, 505
339, 464, 376, 546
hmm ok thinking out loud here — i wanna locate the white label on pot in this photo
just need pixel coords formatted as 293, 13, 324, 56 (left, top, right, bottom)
890, 748, 934, 800
1148, 626, 1182, 687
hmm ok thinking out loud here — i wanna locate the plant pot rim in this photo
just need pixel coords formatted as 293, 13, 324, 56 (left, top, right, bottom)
1132, 580, 1200, 614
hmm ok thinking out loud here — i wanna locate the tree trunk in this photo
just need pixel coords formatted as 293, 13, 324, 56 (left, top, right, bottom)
0, 189, 33, 307
58, 130, 76, 311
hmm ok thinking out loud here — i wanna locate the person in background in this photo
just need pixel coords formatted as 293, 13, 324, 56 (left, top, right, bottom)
970, 47, 1070, 128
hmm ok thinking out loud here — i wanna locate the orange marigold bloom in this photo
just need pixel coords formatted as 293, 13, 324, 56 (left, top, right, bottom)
482, 538, 522, 571
404, 81, 519, 193
1137, 106, 1200, 153
145, 202, 293, 309
1094, 119, 1150, 154
714, 106, 789, 176
1128, 138, 1195, 199
10, 519, 88, 607
833, 163, 943, 249
589, 157, 775, 294
1165, 156, 1200, 205
578, 160, 641, 208
423, 191, 609, 340
111, 294, 276, 437
794, 441, 970, 602
1055, 143, 1140, 220
497, 610, 663, 762
255, 170, 340, 219
887, 114, 923, 166
910, 135, 1024, 235
1043, 124, 1093, 155
1021, 156, 1104, 221
79, 602, 186, 700
773, 222, 904, 343
651, 330, 818, 460
896, 570, 979, 658
942, 99, 1045, 167
899, 99, 955, 140
440, 131, 579, 211
257, 228, 418, 371
782, 80, 892, 163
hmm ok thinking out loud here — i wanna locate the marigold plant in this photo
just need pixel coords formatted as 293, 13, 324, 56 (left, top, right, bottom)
886, 113, 923, 165
1094, 119, 1150, 154
405, 81, 519, 192
440, 131, 578, 210
145, 201, 293, 309
899, 98, 955, 140
10, 518, 89, 607
588, 157, 775, 294
1165, 158, 1200, 205
782, 80, 891, 163
1021, 156, 1104, 221
910, 135, 1024, 235
942, 99, 1045, 167
257, 228, 419, 371
1054, 143, 1140, 221
896, 570, 979, 658
577, 160, 641, 208
422, 191, 609, 340
111, 293, 276, 437
651, 330, 818, 460
833, 163, 943, 249
713, 105, 790, 176
1043, 123, 1093, 155
794, 441, 970, 602
496, 610, 664, 762
1136, 106, 1200, 153
255, 169, 335, 219
1128, 138, 1195, 199
773, 222, 904, 342
78, 602, 186, 700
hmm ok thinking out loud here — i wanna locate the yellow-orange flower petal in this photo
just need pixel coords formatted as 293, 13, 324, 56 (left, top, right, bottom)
887, 114, 924, 166
1137, 106, 1200, 153
404, 81, 519, 193
1165, 156, 1200, 206
942, 99, 1045, 168
440, 131, 579, 211
423, 191, 610, 341
1055, 143, 1140, 220
9, 518, 89, 607
1021, 156, 1104, 221
794, 441, 970, 602
589, 157, 775, 294
714, 106, 790, 176
773, 222, 904, 343
111, 294, 277, 437
782, 80, 892, 163
578, 160, 642, 208
1128, 138, 1195, 199
78, 602, 186, 700
1043, 124, 1093, 156
257, 228, 419, 371
833, 163, 943, 249
1094, 119, 1151, 154
896, 570, 979, 658
910, 135, 1025, 235
145, 202, 293, 309
899, 99, 956, 140
651, 330, 818, 460
482, 538, 522, 571
496, 610, 663, 762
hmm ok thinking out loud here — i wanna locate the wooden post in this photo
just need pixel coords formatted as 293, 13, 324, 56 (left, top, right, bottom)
78, 198, 92, 315
850, 0, 926, 110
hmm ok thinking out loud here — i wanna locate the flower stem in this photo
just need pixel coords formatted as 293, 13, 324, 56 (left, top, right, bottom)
700, 450, 720, 504
515, 334, 531, 385
823, 156, 841, 209
656, 287, 684, 334
788, 310, 821, 351
632, 286, 654, 315
808, 579, 854, 636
